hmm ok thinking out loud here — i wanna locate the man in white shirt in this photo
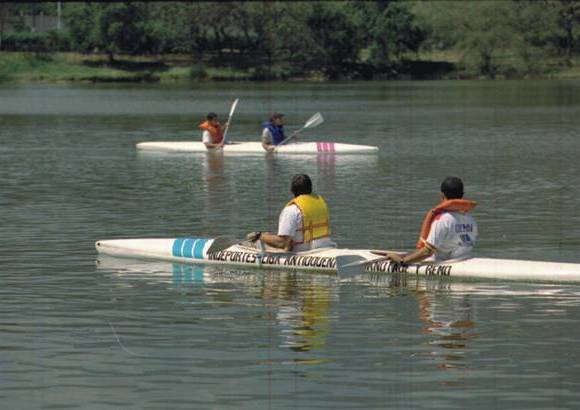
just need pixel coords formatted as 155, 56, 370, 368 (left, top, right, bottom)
261, 112, 285, 152
199, 112, 226, 149
246, 174, 335, 252
386, 177, 478, 264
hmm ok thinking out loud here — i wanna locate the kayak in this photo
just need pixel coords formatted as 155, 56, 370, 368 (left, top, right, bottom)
95, 237, 580, 283
96, 238, 367, 272
136, 141, 379, 154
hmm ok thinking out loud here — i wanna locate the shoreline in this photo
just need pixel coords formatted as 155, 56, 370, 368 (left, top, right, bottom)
1, 51, 579, 83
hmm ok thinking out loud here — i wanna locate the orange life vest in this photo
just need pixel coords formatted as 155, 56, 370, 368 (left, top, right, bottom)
286, 194, 331, 244
199, 121, 224, 144
416, 199, 477, 249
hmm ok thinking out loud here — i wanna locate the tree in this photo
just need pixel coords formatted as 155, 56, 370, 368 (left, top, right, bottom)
63, 2, 152, 62
370, 2, 424, 67
551, 0, 580, 60
304, 2, 363, 79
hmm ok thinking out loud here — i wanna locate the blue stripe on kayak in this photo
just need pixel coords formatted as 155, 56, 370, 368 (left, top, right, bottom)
194, 239, 207, 259
172, 238, 185, 257
182, 238, 196, 258
172, 237, 210, 259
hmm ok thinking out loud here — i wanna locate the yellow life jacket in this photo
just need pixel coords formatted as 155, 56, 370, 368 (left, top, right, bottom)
286, 194, 331, 244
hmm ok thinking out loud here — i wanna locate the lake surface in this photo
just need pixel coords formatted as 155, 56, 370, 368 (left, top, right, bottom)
2, 80, 580, 409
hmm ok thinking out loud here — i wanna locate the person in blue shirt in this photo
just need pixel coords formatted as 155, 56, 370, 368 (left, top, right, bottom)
261, 112, 285, 152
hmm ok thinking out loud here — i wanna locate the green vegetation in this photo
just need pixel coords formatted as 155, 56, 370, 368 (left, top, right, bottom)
0, 1, 579, 82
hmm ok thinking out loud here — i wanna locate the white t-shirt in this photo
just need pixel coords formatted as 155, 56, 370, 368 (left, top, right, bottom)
261, 128, 273, 145
425, 212, 478, 260
278, 204, 335, 252
202, 130, 212, 144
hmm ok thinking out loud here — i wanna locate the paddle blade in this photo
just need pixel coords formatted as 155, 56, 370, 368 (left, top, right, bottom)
229, 98, 239, 117
335, 255, 368, 278
207, 237, 241, 254
304, 112, 324, 129
222, 98, 239, 143
336, 255, 391, 277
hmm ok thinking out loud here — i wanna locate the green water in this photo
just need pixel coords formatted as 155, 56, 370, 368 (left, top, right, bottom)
1, 80, 580, 409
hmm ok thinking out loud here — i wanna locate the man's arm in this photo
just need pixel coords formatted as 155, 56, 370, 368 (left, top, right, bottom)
261, 128, 275, 152
261, 232, 292, 251
387, 217, 447, 264
387, 245, 434, 264
246, 231, 293, 251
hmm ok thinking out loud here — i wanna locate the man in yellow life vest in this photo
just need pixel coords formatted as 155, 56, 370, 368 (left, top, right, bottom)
246, 174, 335, 252
386, 176, 478, 264
199, 112, 227, 149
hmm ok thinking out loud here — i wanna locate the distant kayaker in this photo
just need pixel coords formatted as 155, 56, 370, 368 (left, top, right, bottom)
200, 112, 226, 149
261, 112, 286, 152
386, 176, 478, 264
246, 174, 336, 252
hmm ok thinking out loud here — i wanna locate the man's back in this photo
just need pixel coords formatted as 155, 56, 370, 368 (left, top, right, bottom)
426, 212, 478, 260
278, 203, 335, 252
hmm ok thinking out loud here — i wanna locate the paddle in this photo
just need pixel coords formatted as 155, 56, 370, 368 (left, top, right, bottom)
221, 98, 239, 146
256, 239, 266, 267
206, 236, 267, 266
206, 236, 242, 254
335, 255, 391, 277
335, 250, 407, 277
275, 112, 324, 150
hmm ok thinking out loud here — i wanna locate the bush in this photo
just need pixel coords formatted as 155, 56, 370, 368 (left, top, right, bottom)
0, 30, 71, 52
189, 65, 207, 80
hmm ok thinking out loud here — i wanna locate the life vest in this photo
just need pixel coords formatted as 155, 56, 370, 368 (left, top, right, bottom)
263, 122, 285, 145
199, 121, 223, 144
286, 194, 331, 244
416, 199, 477, 249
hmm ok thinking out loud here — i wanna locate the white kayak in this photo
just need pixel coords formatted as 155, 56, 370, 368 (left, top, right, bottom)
95, 237, 580, 283
136, 141, 379, 154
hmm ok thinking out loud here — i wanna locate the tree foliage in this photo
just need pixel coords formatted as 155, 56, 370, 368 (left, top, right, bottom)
2, 1, 580, 79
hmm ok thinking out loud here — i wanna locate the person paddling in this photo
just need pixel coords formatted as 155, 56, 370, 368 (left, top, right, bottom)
246, 174, 336, 252
386, 177, 478, 264
261, 112, 285, 152
200, 112, 226, 149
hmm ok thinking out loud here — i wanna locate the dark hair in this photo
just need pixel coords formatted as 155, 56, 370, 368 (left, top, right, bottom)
291, 174, 312, 197
441, 176, 464, 199
207, 112, 218, 120
269, 112, 284, 122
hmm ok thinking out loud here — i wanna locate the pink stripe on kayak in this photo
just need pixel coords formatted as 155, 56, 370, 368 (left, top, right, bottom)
317, 142, 336, 153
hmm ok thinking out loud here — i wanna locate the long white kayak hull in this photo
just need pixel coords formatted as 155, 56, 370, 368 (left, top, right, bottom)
136, 141, 379, 154
95, 238, 580, 283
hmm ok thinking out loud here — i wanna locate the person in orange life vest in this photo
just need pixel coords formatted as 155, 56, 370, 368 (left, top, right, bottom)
200, 112, 227, 149
261, 112, 285, 152
246, 174, 335, 252
386, 177, 478, 264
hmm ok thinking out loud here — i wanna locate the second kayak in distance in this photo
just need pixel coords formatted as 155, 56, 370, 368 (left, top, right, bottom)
136, 141, 379, 154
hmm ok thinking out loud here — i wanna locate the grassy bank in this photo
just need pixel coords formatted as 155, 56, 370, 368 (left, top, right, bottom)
1, 51, 579, 83
0, 52, 257, 83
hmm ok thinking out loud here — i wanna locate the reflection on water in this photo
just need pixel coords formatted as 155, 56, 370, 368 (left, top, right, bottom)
100, 257, 337, 355
263, 274, 334, 354
414, 288, 477, 381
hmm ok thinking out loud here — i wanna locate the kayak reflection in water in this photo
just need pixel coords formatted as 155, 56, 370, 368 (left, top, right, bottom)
386, 176, 479, 264
246, 174, 336, 252
261, 112, 285, 152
